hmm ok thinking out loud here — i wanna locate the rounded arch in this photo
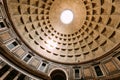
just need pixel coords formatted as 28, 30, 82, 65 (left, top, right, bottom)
49, 68, 68, 80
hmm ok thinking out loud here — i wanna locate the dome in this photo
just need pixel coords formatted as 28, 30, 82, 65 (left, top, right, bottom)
0, 0, 120, 80
4, 0, 120, 64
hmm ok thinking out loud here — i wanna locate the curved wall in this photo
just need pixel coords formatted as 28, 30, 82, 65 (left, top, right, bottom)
0, 0, 120, 80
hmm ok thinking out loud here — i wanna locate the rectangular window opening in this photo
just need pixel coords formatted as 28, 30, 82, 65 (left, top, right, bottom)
24, 54, 32, 62
75, 69, 80, 78
94, 66, 103, 76
39, 62, 48, 72
7, 41, 18, 50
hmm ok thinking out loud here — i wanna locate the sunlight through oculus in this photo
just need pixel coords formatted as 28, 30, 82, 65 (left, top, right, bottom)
60, 10, 74, 24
